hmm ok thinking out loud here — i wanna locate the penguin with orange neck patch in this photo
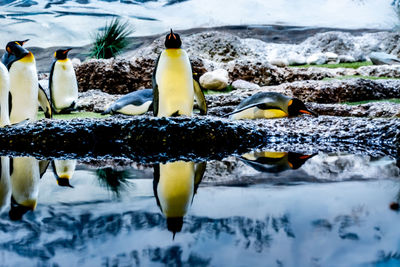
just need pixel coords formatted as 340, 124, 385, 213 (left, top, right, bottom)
49, 48, 78, 114
153, 29, 207, 117
228, 92, 318, 120
1, 40, 39, 123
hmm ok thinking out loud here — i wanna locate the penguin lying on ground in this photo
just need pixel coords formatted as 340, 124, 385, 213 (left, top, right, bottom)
241, 151, 315, 173
228, 92, 317, 120
152, 29, 207, 117
1, 40, 52, 122
102, 89, 153, 115
49, 48, 78, 114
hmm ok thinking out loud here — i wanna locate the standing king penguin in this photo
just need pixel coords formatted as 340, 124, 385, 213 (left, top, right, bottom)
153, 29, 207, 117
1, 40, 39, 123
49, 48, 78, 113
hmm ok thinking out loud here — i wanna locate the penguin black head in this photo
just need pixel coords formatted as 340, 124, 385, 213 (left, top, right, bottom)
287, 152, 316, 169
2, 40, 30, 69
164, 29, 182, 49
54, 48, 72, 60
287, 98, 318, 117
166, 217, 183, 239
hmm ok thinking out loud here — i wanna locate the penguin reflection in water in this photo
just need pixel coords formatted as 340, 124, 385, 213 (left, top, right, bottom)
1, 39, 52, 122
49, 48, 78, 114
228, 92, 317, 120
240, 151, 315, 173
153, 161, 206, 237
52, 160, 77, 187
153, 29, 207, 117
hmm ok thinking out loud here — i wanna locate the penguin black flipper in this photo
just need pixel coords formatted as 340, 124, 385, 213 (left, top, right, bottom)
192, 162, 206, 201
38, 84, 52, 119
39, 160, 50, 178
152, 55, 161, 117
191, 68, 207, 115
153, 164, 162, 210
48, 59, 56, 110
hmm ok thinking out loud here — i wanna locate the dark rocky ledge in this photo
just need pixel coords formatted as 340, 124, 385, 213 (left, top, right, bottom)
0, 116, 398, 162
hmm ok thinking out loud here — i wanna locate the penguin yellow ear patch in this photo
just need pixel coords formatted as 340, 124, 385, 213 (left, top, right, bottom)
7, 47, 12, 54
288, 99, 293, 106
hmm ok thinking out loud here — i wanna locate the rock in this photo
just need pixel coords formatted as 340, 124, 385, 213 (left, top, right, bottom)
357, 65, 400, 78
286, 79, 400, 103
325, 52, 339, 64
287, 53, 307, 66
306, 53, 327, 65
199, 69, 229, 90
77, 89, 121, 113
309, 102, 400, 118
231, 80, 260, 91
369, 52, 400, 65
71, 58, 81, 67
269, 58, 289, 67
338, 55, 356, 63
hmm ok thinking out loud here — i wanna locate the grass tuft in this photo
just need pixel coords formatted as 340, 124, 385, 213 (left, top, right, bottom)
89, 18, 133, 59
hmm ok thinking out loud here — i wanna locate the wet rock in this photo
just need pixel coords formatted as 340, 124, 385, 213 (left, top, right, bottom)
231, 80, 260, 91
325, 52, 339, 64
309, 102, 400, 118
287, 53, 307, 66
199, 69, 229, 90
369, 52, 400, 65
0, 116, 397, 161
71, 58, 81, 67
338, 55, 356, 63
269, 58, 289, 67
78, 89, 121, 113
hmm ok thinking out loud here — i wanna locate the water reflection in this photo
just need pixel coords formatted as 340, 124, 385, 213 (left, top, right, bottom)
52, 159, 76, 187
240, 151, 315, 173
153, 161, 206, 236
0, 152, 398, 266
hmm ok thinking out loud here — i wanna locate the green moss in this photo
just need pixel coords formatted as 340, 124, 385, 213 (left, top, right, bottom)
322, 75, 399, 81
38, 111, 108, 120
343, 99, 400, 106
289, 61, 372, 69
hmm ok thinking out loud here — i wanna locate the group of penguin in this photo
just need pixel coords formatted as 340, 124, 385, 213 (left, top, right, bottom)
105, 29, 318, 119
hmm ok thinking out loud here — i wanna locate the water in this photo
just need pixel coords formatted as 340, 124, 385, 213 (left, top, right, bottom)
0, 0, 398, 47
0, 152, 399, 266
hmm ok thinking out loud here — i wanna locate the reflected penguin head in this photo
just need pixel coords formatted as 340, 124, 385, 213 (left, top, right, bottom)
9, 196, 34, 221
164, 29, 182, 49
287, 152, 316, 169
167, 217, 183, 239
57, 178, 74, 188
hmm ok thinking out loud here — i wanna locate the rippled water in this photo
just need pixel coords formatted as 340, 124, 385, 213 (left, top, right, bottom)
0, 152, 399, 266
0, 0, 397, 47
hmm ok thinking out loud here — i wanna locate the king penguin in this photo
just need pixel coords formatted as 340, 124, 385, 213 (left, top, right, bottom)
228, 92, 318, 120
9, 157, 41, 220
240, 151, 315, 173
49, 48, 78, 114
102, 89, 153, 115
152, 29, 207, 117
1, 40, 39, 123
153, 161, 206, 237
51, 159, 76, 187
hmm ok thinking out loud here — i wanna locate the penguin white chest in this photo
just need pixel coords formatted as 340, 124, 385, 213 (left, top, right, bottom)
155, 49, 194, 117
0, 64, 10, 126
9, 54, 38, 123
51, 59, 78, 112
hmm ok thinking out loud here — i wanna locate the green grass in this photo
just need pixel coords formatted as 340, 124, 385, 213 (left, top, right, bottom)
89, 18, 133, 59
343, 99, 400, 106
322, 75, 399, 81
289, 61, 372, 69
38, 111, 107, 120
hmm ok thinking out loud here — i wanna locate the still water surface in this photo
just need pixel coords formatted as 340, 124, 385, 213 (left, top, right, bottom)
0, 152, 399, 266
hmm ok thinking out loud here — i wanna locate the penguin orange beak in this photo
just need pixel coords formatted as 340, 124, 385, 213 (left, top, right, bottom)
299, 109, 318, 117
21, 39, 29, 45
63, 48, 73, 54
168, 29, 176, 40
